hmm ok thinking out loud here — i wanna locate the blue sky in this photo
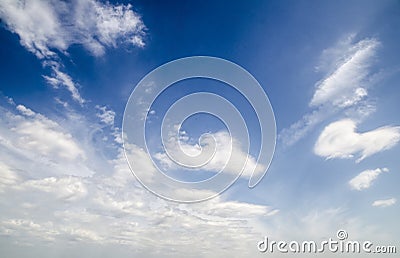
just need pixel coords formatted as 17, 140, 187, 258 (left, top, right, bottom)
0, 0, 399, 257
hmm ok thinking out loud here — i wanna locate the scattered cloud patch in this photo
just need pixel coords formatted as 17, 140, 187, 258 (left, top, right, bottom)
0, 105, 278, 257
349, 168, 388, 191
16, 105, 35, 117
95, 105, 116, 126
372, 198, 396, 208
314, 119, 400, 162
0, 0, 145, 104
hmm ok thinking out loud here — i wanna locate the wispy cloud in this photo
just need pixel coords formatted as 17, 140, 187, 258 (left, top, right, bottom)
279, 35, 380, 146
0, 161, 20, 193
95, 105, 116, 126
0, 104, 95, 177
349, 168, 388, 191
9, 104, 86, 161
310, 38, 379, 108
314, 119, 400, 162
0, 0, 145, 104
43, 66, 85, 105
372, 198, 397, 208
17, 176, 88, 202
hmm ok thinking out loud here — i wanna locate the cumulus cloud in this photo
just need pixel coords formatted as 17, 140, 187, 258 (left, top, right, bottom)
0, 0, 145, 58
0, 0, 145, 104
349, 168, 388, 191
314, 119, 400, 162
279, 35, 380, 146
16, 105, 35, 117
73, 0, 145, 55
372, 198, 396, 208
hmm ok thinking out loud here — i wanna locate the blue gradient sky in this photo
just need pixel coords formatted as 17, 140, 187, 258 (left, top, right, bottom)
0, 0, 399, 257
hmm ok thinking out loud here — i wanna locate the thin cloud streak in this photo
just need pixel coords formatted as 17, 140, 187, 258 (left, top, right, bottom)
279, 36, 380, 146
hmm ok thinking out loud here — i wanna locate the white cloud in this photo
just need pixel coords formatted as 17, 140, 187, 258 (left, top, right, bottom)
74, 0, 145, 55
18, 176, 88, 202
0, 218, 102, 242
123, 142, 158, 184
12, 105, 86, 161
0, 0, 64, 59
43, 66, 85, 105
96, 105, 116, 126
0, 161, 20, 192
0, 100, 284, 257
1, 100, 397, 256
0, 0, 145, 104
349, 168, 388, 191
0, 0, 145, 58
279, 108, 331, 146
279, 36, 380, 146
16, 105, 35, 117
0, 148, 278, 257
154, 130, 265, 179
310, 38, 379, 108
0, 104, 96, 177
372, 198, 396, 208
314, 119, 400, 162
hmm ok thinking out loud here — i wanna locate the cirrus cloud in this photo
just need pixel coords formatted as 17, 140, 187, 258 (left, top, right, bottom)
310, 38, 379, 108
